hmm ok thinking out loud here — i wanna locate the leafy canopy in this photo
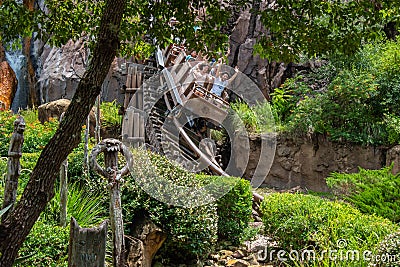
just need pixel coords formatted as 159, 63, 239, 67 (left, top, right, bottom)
0, 0, 233, 57
2, 0, 399, 62
256, 0, 400, 62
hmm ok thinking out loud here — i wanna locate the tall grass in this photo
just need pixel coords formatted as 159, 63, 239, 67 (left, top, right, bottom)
43, 183, 107, 227
230, 101, 277, 134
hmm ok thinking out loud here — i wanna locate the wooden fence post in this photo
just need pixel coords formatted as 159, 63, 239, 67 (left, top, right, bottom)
1, 116, 25, 222
68, 217, 108, 267
83, 115, 91, 175
90, 139, 132, 267
59, 113, 68, 227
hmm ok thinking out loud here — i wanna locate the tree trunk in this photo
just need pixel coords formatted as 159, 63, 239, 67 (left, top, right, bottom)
23, 0, 38, 107
0, 0, 126, 265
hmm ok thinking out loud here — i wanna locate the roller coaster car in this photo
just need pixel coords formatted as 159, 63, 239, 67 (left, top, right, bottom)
165, 44, 186, 66
180, 82, 229, 125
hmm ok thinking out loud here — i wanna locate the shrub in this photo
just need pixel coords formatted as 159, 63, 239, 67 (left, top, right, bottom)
0, 110, 58, 156
0, 110, 16, 156
100, 100, 122, 129
326, 166, 400, 223
197, 175, 253, 245
16, 220, 69, 267
43, 183, 107, 227
384, 114, 400, 145
230, 101, 276, 133
122, 150, 218, 264
67, 141, 106, 194
273, 62, 337, 124
260, 193, 398, 266
278, 40, 400, 145
22, 118, 58, 153
286, 70, 385, 144
374, 231, 400, 267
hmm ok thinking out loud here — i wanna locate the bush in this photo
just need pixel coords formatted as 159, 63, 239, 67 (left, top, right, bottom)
260, 193, 398, 266
122, 150, 218, 264
384, 114, 400, 145
43, 183, 108, 227
286, 70, 384, 144
197, 175, 253, 245
67, 141, 106, 194
0, 110, 58, 156
277, 40, 400, 145
100, 100, 121, 129
326, 166, 400, 223
16, 220, 69, 267
0, 110, 16, 156
230, 101, 276, 133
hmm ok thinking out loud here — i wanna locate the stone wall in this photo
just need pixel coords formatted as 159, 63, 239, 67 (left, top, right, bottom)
238, 134, 388, 192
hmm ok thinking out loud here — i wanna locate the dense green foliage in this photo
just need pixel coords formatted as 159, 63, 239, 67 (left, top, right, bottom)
122, 150, 253, 263
100, 100, 122, 129
197, 175, 253, 245
16, 220, 69, 267
0, 0, 231, 57
274, 40, 400, 145
0, 109, 110, 265
122, 150, 217, 263
230, 101, 276, 133
327, 166, 400, 223
43, 183, 107, 227
0, 110, 58, 156
260, 193, 398, 266
257, 0, 400, 62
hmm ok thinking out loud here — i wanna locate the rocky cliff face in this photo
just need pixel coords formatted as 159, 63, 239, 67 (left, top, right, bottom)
234, 134, 387, 192
35, 38, 127, 105
5, 4, 315, 109
0, 61, 17, 110
228, 2, 321, 99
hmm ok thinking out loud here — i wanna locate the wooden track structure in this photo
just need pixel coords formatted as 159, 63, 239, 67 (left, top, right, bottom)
121, 46, 230, 152
121, 45, 265, 208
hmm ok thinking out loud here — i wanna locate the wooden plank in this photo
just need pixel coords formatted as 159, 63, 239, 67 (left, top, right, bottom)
125, 137, 145, 142
137, 71, 143, 89
162, 69, 182, 105
127, 109, 134, 138
175, 62, 190, 84
164, 94, 172, 111
139, 114, 145, 138
132, 66, 137, 88
133, 113, 140, 138
170, 51, 185, 73
180, 74, 195, 96
137, 72, 143, 110
124, 68, 133, 110
137, 89, 143, 110
122, 109, 131, 140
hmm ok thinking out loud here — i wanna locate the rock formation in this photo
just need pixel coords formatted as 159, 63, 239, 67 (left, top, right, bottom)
35, 38, 127, 106
228, 2, 319, 99
234, 134, 386, 192
0, 61, 17, 110
38, 99, 97, 135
